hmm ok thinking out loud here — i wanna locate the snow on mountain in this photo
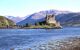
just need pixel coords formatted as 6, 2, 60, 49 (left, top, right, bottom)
17, 10, 71, 26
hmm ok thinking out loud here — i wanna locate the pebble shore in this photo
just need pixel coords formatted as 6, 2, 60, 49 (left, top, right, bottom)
30, 37, 80, 50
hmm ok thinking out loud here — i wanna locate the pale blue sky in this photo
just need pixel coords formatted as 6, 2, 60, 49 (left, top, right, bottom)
0, 0, 80, 17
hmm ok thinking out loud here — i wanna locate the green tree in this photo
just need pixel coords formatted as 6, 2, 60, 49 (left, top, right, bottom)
26, 23, 29, 27
35, 22, 40, 26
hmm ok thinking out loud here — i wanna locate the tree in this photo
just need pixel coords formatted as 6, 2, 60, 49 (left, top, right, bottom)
26, 23, 32, 27
35, 22, 40, 26
26, 23, 29, 27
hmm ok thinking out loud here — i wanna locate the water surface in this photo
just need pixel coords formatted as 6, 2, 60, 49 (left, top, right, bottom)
0, 27, 80, 50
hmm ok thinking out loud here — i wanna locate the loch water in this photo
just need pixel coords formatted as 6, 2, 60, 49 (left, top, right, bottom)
0, 27, 80, 50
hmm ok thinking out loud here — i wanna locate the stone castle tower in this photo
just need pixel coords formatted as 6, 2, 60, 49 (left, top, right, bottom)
46, 14, 62, 27
46, 14, 56, 24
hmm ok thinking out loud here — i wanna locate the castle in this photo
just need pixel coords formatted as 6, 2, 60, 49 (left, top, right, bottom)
46, 14, 62, 28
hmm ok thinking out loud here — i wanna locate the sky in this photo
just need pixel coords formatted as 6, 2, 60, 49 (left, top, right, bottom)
0, 0, 80, 17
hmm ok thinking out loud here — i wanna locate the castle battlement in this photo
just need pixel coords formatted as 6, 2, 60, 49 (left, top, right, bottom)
46, 14, 62, 28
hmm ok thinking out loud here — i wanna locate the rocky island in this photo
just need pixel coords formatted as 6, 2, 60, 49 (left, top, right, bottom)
0, 14, 62, 29
22, 14, 62, 29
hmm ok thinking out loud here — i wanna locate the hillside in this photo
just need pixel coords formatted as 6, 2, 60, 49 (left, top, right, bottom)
17, 10, 80, 27
6, 16, 26, 23
56, 13, 80, 26
17, 10, 71, 26
0, 16, 16, 27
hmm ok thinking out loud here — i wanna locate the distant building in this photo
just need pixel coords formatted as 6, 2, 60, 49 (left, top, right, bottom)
46, 14, 62, 27
46, 14, 56, 24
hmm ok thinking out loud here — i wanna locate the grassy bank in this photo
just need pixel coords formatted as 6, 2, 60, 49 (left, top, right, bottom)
23, 25, 62, 29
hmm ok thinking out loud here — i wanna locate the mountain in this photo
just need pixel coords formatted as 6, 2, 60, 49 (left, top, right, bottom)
6, 16, 25, 23
17, 10, 71, 26
56, 13, 80, 26
0, 16, 15, 27
17, 10, 80, 27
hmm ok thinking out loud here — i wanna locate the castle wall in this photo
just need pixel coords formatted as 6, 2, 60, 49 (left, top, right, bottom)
46, 14, 61, 27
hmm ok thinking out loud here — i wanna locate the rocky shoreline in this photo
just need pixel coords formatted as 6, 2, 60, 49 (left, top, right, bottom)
28, 37, 80, 50
6, 37, 80, 50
